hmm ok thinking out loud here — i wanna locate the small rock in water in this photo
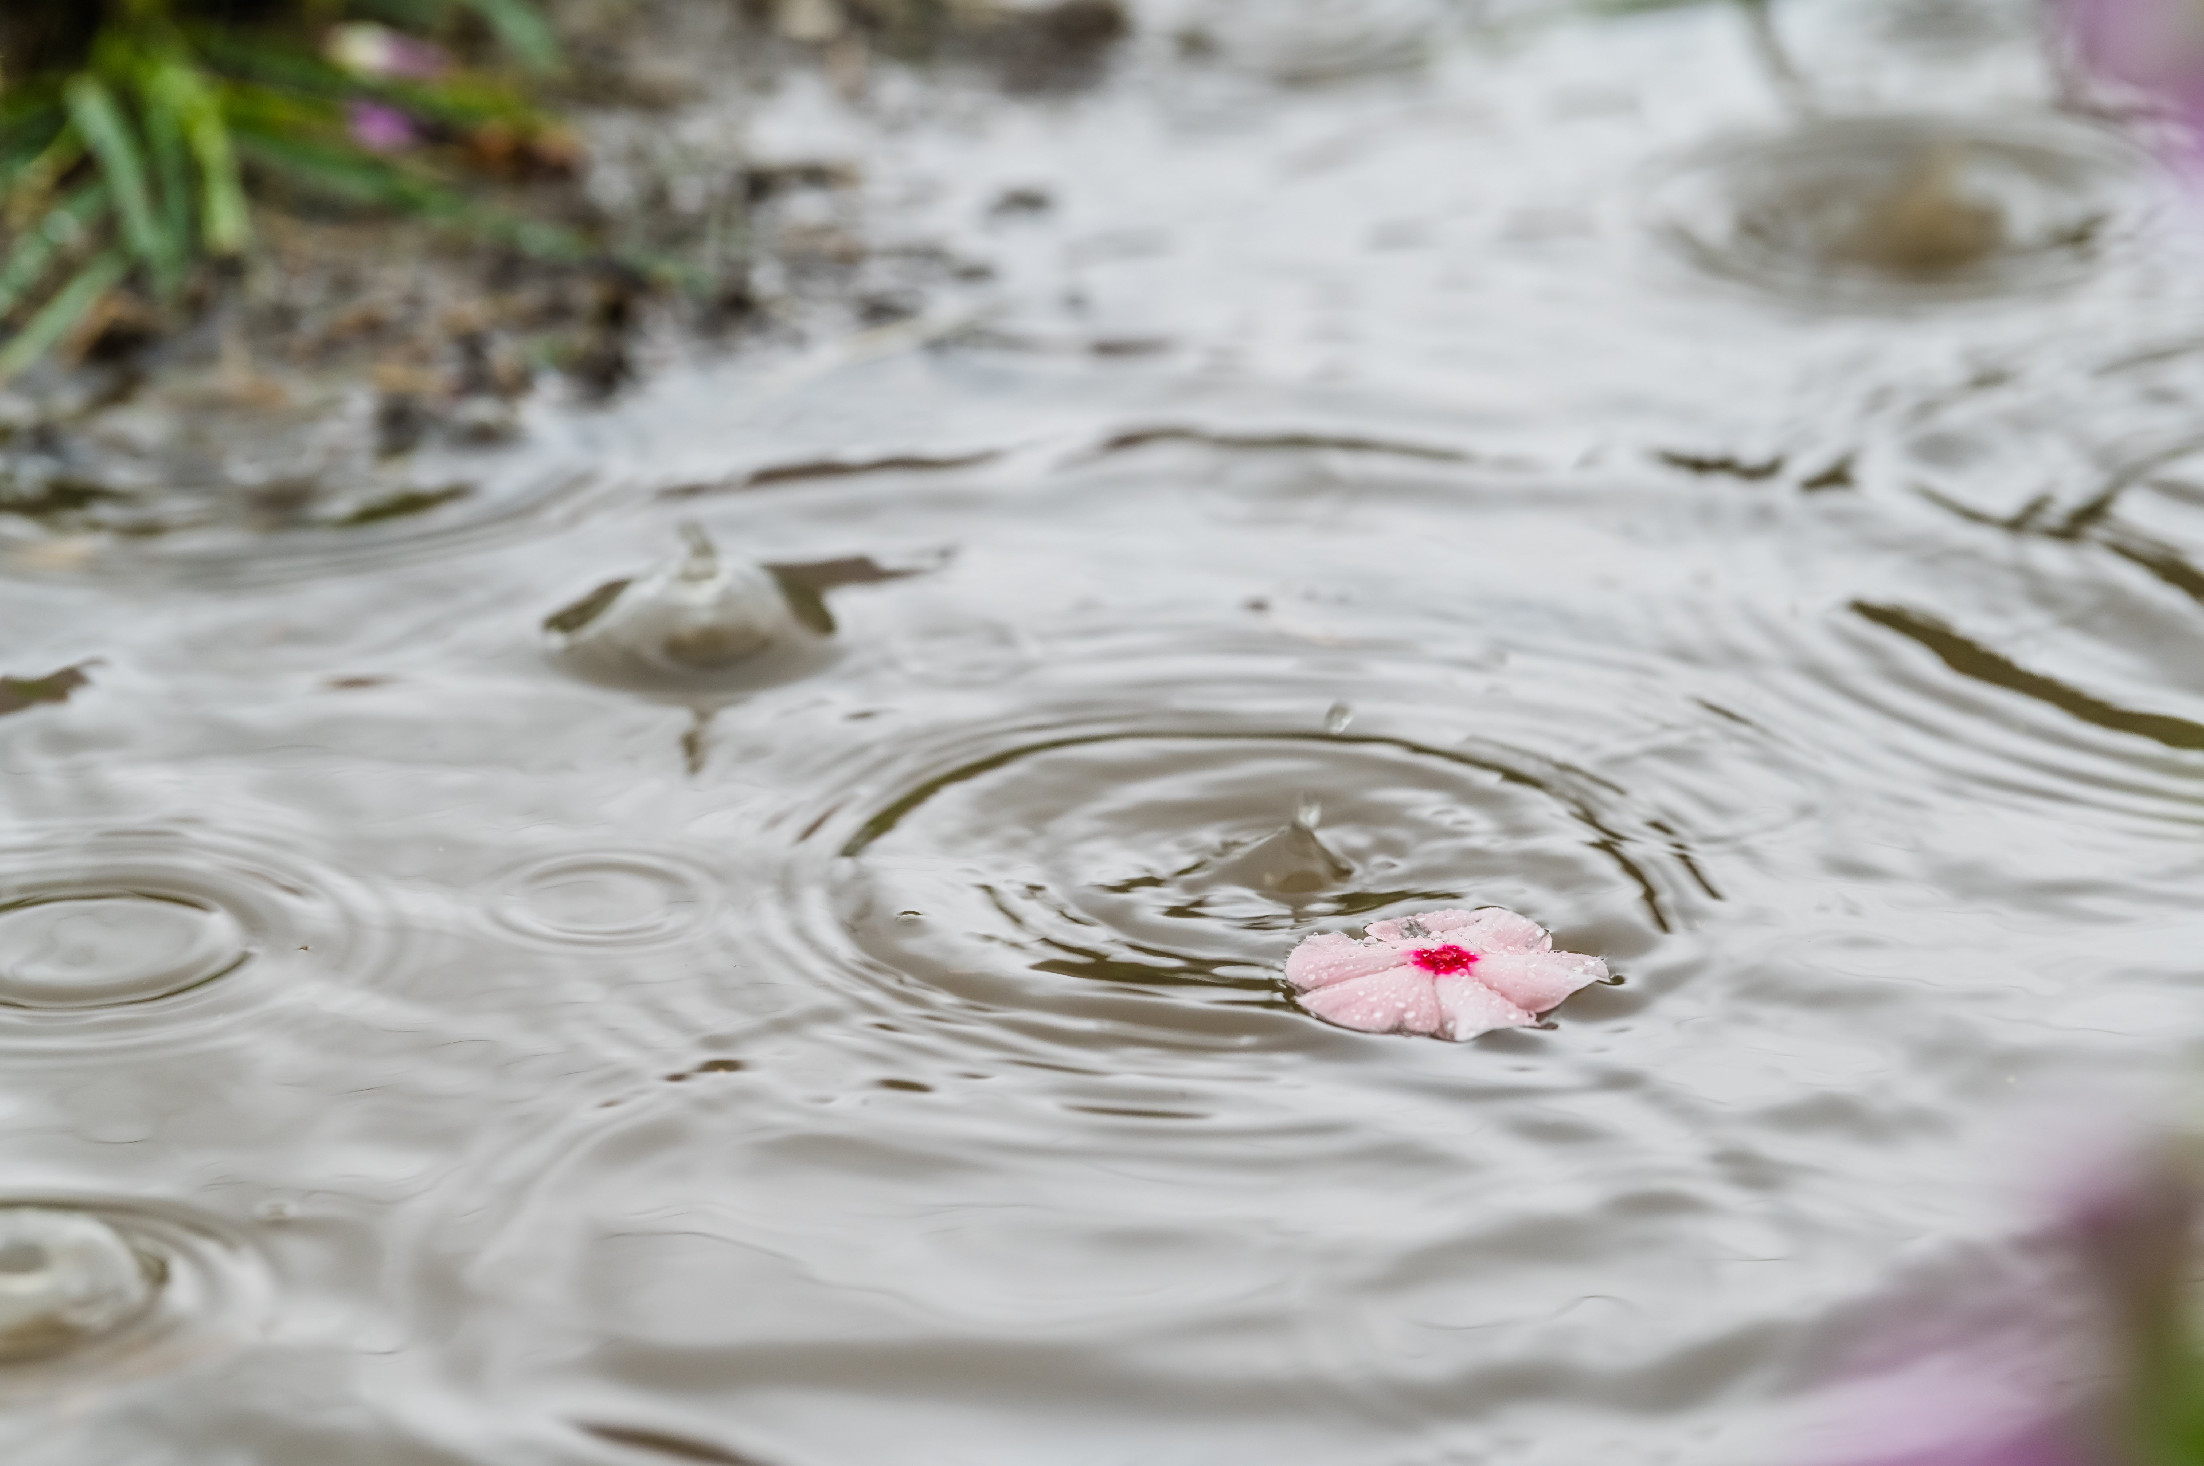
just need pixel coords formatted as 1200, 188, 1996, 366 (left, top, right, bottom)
1838, 144, 2004, 277
1284, 908, 1607, 1041
0, 1208, 155, 1361
546, 523, 831, 692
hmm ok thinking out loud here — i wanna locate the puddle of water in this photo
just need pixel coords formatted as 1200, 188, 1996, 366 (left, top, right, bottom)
6, 5, 2204, 1465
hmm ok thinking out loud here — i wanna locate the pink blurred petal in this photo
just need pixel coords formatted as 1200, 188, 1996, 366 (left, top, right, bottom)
1473, 949, 1607, 1013
348, 101, 418, 154
1284, 932, 1404, 991
1432, 975, 1537, 1040
1297, 965, 1445, 1035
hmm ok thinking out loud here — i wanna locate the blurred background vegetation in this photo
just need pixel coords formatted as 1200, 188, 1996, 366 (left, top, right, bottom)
0, 0, 594, 383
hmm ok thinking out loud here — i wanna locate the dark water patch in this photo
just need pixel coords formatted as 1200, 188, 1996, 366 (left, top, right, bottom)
661, 451, 1004, 499
1093, 423, 1483, 464
1656, 450, 1786, 481
0, 661, 94, 718
330, 484, 471, 529
1853, 601, 2204, 752
576, 1419, 779, 1464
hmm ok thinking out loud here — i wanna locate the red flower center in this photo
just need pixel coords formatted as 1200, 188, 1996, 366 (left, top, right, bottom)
1410, 944, 1478, 975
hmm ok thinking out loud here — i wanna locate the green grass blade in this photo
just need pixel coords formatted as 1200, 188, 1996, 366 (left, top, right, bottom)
459, 0, 563, 74
150, 59, 250, 255
0, 247, 129, 384
0, 182, 112, 321
64, 76, 178, 298
139, 69, 198, 284
232, 124, 448, 210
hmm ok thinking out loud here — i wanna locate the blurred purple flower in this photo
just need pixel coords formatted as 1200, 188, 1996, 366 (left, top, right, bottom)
347, 101, 419, 154
326, 23, 450, 82
2061, 0, 2204, 163
1832, 1414, 2099, 1466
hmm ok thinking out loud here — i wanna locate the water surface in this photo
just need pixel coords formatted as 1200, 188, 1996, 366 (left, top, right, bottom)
4, 5, 2204, 1464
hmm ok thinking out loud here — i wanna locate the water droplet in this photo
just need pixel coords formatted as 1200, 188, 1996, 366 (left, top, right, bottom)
0, 1208, 155, 1362
1323, 701, 1354, 735
0, 894, 251, 1010
1295, 794, 1323, 829
546, 524, 831, 692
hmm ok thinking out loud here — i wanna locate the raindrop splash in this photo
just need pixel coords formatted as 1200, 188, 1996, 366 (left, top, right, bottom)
0, 1208, 156, 1362
545, 523, 835, 694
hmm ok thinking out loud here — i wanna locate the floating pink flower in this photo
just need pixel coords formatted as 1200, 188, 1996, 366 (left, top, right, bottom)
1284, 907, 1607, 1041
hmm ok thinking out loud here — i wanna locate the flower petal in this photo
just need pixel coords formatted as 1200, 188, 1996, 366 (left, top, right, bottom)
1285, 931, 1405, 992
1431, 975, 1537, 1041
1471, 950, 1607, 1014
1367, 907, 1549, 953
1296, 965, 1444, 1035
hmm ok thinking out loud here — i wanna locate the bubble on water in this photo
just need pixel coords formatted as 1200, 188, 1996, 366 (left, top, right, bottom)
0, 1209, 157, 1362
0, 894, 251, 1010
1323, 701, 1354, 735
1643, 113, 2153, 305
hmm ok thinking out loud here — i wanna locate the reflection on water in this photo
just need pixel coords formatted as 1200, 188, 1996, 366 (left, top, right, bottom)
5, 5, 2204, 1465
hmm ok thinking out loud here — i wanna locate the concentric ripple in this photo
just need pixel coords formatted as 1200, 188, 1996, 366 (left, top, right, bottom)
1644, 113, 2152, 305
758, 634, 1752, 1052
490, 851, 721, 949
0, 828, 397, 1050
1180, 0, 1448, 82
0, 448, 595, 587
0, 1197, 272, 1400
0, 894, 249, 1009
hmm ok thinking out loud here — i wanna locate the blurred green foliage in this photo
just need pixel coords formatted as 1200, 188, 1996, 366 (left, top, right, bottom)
0, 0, 586, 383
